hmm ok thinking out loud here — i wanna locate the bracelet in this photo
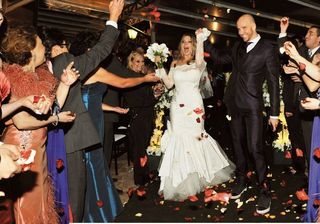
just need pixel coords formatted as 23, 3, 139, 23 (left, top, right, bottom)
52, 114, 59, 126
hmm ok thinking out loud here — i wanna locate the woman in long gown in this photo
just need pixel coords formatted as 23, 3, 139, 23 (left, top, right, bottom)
156, 29, 235, 201
0, 25, 76, 223
69, 31, 159, 222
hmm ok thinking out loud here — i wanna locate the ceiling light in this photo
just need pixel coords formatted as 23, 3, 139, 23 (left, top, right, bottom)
128, 29, 138, 39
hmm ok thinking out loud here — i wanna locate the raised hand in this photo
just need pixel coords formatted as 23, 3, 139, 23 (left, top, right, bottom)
280, 17, 289, 33
61, 61, 80, 86
109, 0, 124, 22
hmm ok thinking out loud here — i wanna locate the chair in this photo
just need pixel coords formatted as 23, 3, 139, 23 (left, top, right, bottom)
111, 125, 130, 175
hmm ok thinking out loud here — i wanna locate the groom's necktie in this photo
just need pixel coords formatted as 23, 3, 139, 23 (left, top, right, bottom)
308, 49, 313, 59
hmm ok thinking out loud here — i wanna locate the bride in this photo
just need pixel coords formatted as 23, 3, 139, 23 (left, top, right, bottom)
155, 28, 235, 201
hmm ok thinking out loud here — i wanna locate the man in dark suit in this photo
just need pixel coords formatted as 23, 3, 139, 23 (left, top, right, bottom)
279, 17, 320, 166
205, 14, 280, 215
38, 0, 124, 221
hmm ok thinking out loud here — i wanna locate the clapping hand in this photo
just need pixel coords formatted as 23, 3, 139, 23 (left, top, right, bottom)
61, 61, 80, 86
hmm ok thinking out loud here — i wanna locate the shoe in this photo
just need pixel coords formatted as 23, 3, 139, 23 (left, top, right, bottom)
256, 190, 271, 215
230, 182, 247, 199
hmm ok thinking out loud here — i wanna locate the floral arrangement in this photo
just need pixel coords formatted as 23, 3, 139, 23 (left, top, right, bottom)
272, 105, 291, 152
145, 43, 170, 68
147, 88, 174, 156
262, 80, 291, 152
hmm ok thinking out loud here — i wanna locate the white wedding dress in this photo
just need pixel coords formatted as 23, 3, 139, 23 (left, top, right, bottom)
158, 62, 235, 201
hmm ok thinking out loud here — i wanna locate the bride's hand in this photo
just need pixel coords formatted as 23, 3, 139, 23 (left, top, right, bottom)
195, 28, 203, 36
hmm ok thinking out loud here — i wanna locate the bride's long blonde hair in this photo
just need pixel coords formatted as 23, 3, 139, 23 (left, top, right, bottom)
177, 33, 196, 64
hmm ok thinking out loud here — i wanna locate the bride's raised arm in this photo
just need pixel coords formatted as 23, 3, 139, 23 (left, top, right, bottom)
156, 66, 174, 89
195, 28, 210, 71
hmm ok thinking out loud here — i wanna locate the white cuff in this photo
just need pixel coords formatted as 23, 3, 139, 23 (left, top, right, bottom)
106, 20, 118, 29
270, 116, 279, 119
278, 33, 287, 38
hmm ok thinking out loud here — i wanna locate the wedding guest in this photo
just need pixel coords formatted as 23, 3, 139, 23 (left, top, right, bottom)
283, 41, 320, 222
122, 50, 160, 191
0, 24, 76, 224
279, 17, 320, 165
37, 0, 124, 221
155, 29, 234, 201
68, 30, 158, 222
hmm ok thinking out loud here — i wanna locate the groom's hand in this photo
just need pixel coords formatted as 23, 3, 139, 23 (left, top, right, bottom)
268, 117, 279, 132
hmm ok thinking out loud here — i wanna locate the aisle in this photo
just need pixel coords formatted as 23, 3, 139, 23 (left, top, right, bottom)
115, 165, 306, 222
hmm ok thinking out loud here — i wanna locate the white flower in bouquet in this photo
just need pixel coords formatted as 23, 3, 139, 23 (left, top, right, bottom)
145, 43, 170, 68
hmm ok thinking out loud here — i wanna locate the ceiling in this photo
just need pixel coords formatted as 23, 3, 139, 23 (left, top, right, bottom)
4, 0, 320, 49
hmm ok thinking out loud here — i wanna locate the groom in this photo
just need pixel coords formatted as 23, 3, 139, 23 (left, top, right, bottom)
205, 14, 280, 214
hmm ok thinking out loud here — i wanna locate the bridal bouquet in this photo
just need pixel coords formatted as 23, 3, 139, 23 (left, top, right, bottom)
145, 43, 170, 68
147, 88, 174, 156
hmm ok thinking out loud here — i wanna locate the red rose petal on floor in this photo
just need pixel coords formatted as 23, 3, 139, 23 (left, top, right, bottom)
140, 155, 148, 167
296, 189, 309, 201
313, 148, 320, 160
285, 151, 292, 159
184, 217, 193, 222
188, 195, 199, 202
127, 187, 135, 198
280, 180, 286, 187
136, 188, 147, 197
179, 104, 185, 107
196, 118, 201, 123
96, 200, 104, 207
246, 171, 253, 179
204, 188, 215, 197
174, 207, 180, 211
296, 148, 304, 157
286, 199, 293, 205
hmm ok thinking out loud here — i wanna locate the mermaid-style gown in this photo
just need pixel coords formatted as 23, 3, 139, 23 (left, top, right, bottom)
158, 63, 235, 201
81, 82, 123, 222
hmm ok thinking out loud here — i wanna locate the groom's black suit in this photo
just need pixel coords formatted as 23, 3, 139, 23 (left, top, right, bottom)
205, 38, 280, 185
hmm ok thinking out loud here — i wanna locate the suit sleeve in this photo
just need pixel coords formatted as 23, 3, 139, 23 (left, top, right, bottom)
265, 45, 280, 116
102, 55, 141, 78
74, 25, 120, 81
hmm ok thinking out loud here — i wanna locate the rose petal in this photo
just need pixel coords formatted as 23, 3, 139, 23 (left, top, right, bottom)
96, 200, 104, 207
285, 151, 292, 159
140, 155, 148, 167
296, 189, 309, 201
188, 195, 199, 202
296, 148, 304, 157
313, 147, 320, 160
196, 118, 201, 123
